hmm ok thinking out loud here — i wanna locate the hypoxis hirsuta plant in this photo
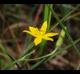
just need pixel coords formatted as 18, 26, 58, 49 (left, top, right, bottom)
23, 21, 58, 46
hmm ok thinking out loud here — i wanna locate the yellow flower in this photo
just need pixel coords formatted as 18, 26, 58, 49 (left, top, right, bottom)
23, 21, 58, 46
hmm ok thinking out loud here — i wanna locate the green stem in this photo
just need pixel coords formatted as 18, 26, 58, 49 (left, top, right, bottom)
39, 4, 53, 56
49, 6, 80, 56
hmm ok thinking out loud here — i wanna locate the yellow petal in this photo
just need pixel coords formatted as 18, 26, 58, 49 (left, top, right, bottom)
29, 26, 39, 33
29, 26, 40, 36
40, 21, 47, 34
34, 36, 42, 46
23, 30, 36, 37
43, 36, 54, 41
44, 33, 58, 37
23, 26, 40, 37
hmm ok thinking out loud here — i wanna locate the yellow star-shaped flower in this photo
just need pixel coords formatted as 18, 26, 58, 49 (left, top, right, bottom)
23, 21, 58, 46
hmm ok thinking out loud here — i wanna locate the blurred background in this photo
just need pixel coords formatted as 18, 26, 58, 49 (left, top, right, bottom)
0, 4, 80, 70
